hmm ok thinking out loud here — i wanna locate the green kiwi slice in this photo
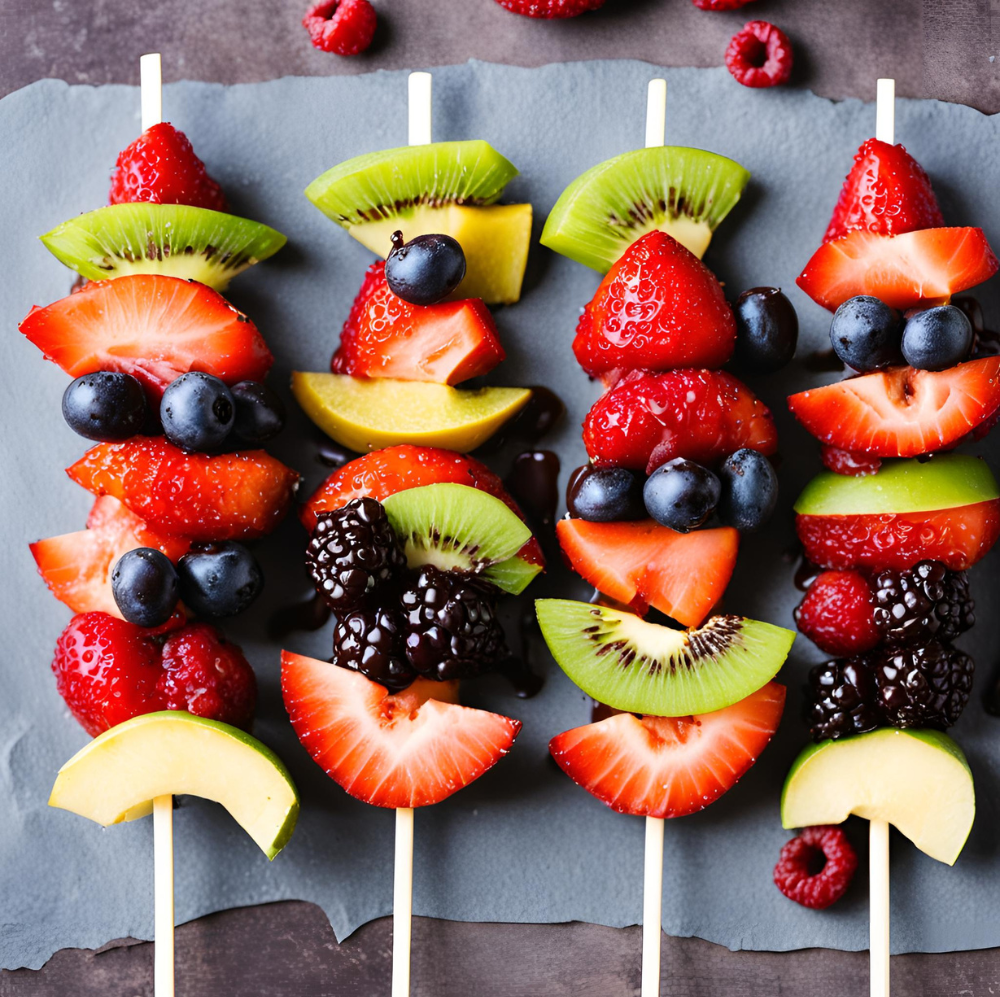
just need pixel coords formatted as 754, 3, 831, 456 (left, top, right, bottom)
541, 146, 751, 272
304, 140, 519, 227
40, 204, 287, 291
535, 599, 794, 716
382, 483, 538, 595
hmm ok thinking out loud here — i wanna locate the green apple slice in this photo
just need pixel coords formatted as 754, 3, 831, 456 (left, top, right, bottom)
794, 454, 999, 516
781, 728, 975, 865
49, 711, 299, 860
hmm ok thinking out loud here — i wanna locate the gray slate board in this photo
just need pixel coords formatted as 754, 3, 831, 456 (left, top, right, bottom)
2, 61, 1000, 972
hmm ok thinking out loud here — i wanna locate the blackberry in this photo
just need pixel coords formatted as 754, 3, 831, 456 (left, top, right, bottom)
871, 560, 974, 646
400, 566, 508, 681
332, 605, 415, 691
806, 657, 880, 742
871, 641, 974, 730
306, 498, 405, 611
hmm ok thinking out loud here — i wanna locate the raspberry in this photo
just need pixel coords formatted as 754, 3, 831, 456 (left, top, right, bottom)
306, 498, 405, 611
774, 826, 858, 910
303, 0, 377, 55
109, 123, 227, 211
400, 566, 508, 681
794, 570, 880, 656
871, 641, 974, 729
158, 623, 257, 730
806, 657, 880, 742
333, 605, 416, 691
493, 0, 605, 16
725, 21, 794, 89
692, 0, 755, 8
819, 444, 881, 477
871, 560, 974, 646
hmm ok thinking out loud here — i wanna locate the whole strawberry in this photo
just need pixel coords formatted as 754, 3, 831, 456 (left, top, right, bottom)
303, 0, 377, 55
493, 0, 605, 16
109, 123, 228, 211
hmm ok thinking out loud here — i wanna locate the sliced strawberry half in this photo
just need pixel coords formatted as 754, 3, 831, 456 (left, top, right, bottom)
583, 369, 778, 472
549, 682, 785, 819
31, 496, 192, 618
796, 500, 1000, 571
67, 437, 299, 540
788, 358, 1000, 457
824, 138, 944, 243
19, 275, 272, 397
797, 227, 999, 313
331, 262, 505, 385
281, 651, 521, 808
556, 518, 738, 627
572, 230, 735, 378
301, 444, 544, 569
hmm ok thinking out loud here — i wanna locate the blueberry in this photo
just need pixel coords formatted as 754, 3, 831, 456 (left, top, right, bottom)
384, 231, 466, 306
566, 465, 645, 522
717, 449, 778, 532
732, 287, 798, 374
160, 372, 235, 452
177, 541, 264, 618
829, 296, 903, 372
61, 371, 147, 442
111, 548, 179, 627
901, 306, 973, 371
231, 381, 286, 445
642, 459, 720, 533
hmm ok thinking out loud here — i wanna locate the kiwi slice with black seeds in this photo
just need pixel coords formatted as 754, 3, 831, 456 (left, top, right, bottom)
41, 203, 287, 291
383, 482, 538, 595
535, 599, 794, 716
541, 146, 750, 272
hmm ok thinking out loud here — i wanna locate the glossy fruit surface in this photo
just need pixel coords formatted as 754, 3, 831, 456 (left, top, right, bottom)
68, 438, 299, 541
19, 275, 272, 398
716, 448, 778, 532
302, 0, 377, 54
384, 231, 467, 305
565, 465, 646, 522
583, 369, 777, 472
724, 21, 793, 88
787, 357, 1000, 457
333, 606, 414, 691
643, 458, 720, 533
901, 306, 974, 371
794, 570, 880, 656
732, 287, 798, 373
555, 518, 739, 627
572, 231, 736, 377
231, 381, 286, 445
828, 295, 903, 372
160, 372, 235, 452
62, 372, 148, 442
797, 227, 999, 313
549, 682, 785, 818
281, 651, 521, 808
111, 547, 180, 628
176, 542, 264, 618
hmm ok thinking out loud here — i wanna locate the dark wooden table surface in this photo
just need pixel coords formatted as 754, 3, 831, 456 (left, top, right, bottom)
3, 1, 1000, 994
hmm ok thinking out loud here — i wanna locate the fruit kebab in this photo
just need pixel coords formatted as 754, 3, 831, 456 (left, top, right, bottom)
538, 79, 798, 997
284, 72, 544, 997
781, 80, 996, 997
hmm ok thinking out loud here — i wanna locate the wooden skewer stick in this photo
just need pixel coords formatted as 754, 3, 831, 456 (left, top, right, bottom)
140, 53, 162, 133
408, 71, 433, 147
876, 78, 895, 145
639, 81, 668, 997
869, 819, 890, 997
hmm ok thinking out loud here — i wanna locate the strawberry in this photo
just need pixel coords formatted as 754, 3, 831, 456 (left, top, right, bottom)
281, 651, 521, 808
794, 570, 880, 656
583, 369, 778, 472
824, 139, 944, 243
67, 438, 299, 541
819, 445, 882, 477
796, 500, 1000, 571
301, 444, 544, 569
572, 231, 735, 378
19, 275, 272, 398
549, 682, 785, 818
30, 496, 192, 618
331, 262, 505, 385
787, 358, 1000, 457
109, 123, 227, 210
556, 519, 738, 627
51, 612, 256, 736
797, 227, 999, 313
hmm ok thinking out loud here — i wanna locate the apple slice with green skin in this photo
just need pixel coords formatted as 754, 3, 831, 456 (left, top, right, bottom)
781, 728, 974, 865
535, 599, 795, 717
49, 711, 299, 860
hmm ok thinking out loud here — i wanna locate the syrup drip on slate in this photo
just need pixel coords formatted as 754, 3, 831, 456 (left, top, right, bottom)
268, 592, 331, 639
954, 295, 1000, 357
497, 608, 544, 699
793, 555, 822, 592
591, 699, 622, 723
475, 385, 566, 454
505, 450, 561, 528
315, 438, 358, 470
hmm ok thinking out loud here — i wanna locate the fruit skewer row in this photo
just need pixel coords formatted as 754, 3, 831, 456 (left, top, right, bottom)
536, 79, 797, 997
780, 81, 995, 992
22, 55, 303, 997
